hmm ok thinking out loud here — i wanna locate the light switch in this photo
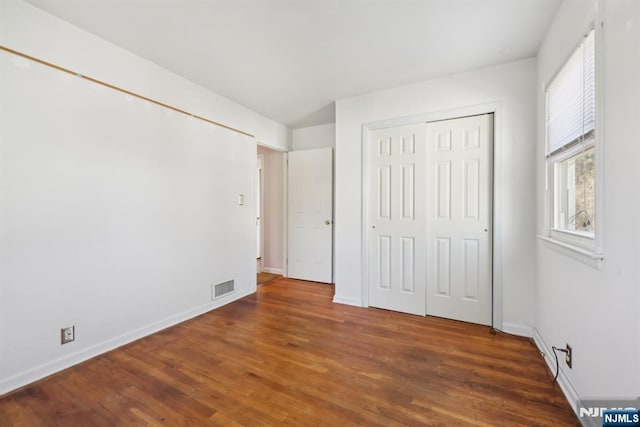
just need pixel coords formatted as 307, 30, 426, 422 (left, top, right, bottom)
238, 194, 245, 206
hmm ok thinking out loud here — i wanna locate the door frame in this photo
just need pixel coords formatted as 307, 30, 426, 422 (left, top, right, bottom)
361, 101, 503, 329
282, 152, 289, 278
255, 144, 289, 278
257, 154, 264, 272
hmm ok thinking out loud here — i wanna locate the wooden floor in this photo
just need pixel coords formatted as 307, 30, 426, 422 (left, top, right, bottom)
1, 278, 577, 426
257, 272, 280, 285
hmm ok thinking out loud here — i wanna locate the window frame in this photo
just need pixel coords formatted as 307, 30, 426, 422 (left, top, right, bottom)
542, 24, 604, 265
549, 137, 595, 245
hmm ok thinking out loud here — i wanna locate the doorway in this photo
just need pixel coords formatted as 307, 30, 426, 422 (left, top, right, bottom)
366, 114, 494, 325
256, 145, 286, 282
257, 155, 263, 272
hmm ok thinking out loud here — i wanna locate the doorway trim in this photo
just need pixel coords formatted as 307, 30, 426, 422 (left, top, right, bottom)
257, 154, 264, 272
361, 101, 504, 329
255, 143, 288, 278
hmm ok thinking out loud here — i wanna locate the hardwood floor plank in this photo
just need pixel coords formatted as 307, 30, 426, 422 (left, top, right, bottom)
0, 278, 578, 426
208, 410, 244, 426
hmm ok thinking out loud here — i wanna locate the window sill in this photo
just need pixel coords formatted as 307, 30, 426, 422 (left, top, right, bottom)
537, 235, 604, 270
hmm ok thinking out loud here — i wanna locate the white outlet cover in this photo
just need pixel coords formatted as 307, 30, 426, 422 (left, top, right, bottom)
238, 194, 245, 205
61, 326, 75, 344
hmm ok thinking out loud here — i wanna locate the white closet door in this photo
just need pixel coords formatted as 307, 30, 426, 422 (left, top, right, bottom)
367, 124, 427, 315
425, 114, 493, 326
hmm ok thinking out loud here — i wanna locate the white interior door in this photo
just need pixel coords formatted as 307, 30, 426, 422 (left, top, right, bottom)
287, 148, 333, 283
426, 114, 493, 325
367, 124, 426, 315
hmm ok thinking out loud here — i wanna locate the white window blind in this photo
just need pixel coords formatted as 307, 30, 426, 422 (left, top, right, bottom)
546, 29, 595, 155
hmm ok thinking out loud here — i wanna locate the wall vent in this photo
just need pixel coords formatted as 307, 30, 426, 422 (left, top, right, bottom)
212, 280, 235, 299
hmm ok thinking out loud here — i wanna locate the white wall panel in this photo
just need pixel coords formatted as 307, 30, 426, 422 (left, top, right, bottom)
0, 0, 289, 151
535, 0, 640, 402
0, 38, 256, 392
292, 123, 335, 151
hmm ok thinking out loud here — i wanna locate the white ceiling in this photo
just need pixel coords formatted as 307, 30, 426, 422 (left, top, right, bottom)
25, 0, 561, 129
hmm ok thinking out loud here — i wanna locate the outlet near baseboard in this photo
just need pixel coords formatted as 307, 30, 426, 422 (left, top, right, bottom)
565, 343, 572, 368
61, 326, 75, 344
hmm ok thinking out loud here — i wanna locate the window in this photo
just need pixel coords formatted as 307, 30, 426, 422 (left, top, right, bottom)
546, 28, 596, 248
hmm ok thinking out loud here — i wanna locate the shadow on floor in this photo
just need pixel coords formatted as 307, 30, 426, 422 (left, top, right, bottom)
257, 272, 280, 285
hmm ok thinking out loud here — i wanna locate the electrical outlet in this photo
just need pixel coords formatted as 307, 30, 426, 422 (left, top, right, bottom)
61, 326, 75, 345
565, 343, 572, 368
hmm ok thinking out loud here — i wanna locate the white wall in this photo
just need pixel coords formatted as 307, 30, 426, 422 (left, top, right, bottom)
292, 123, 335, 151
334, 58, 538, 332
0, 0, 291, 152
0, 0, 290, 394
535, 0, 640, 405
257, 146, 285, 274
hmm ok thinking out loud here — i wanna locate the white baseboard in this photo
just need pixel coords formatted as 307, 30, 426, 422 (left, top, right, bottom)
501, 322, 534, 338
332, 295, 363, 307
0, 287, 256, 396
532, 328, 584, 424
261, 267, 284, 275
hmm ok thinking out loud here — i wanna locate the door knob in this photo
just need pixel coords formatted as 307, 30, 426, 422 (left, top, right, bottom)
325, 220, 332, 225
